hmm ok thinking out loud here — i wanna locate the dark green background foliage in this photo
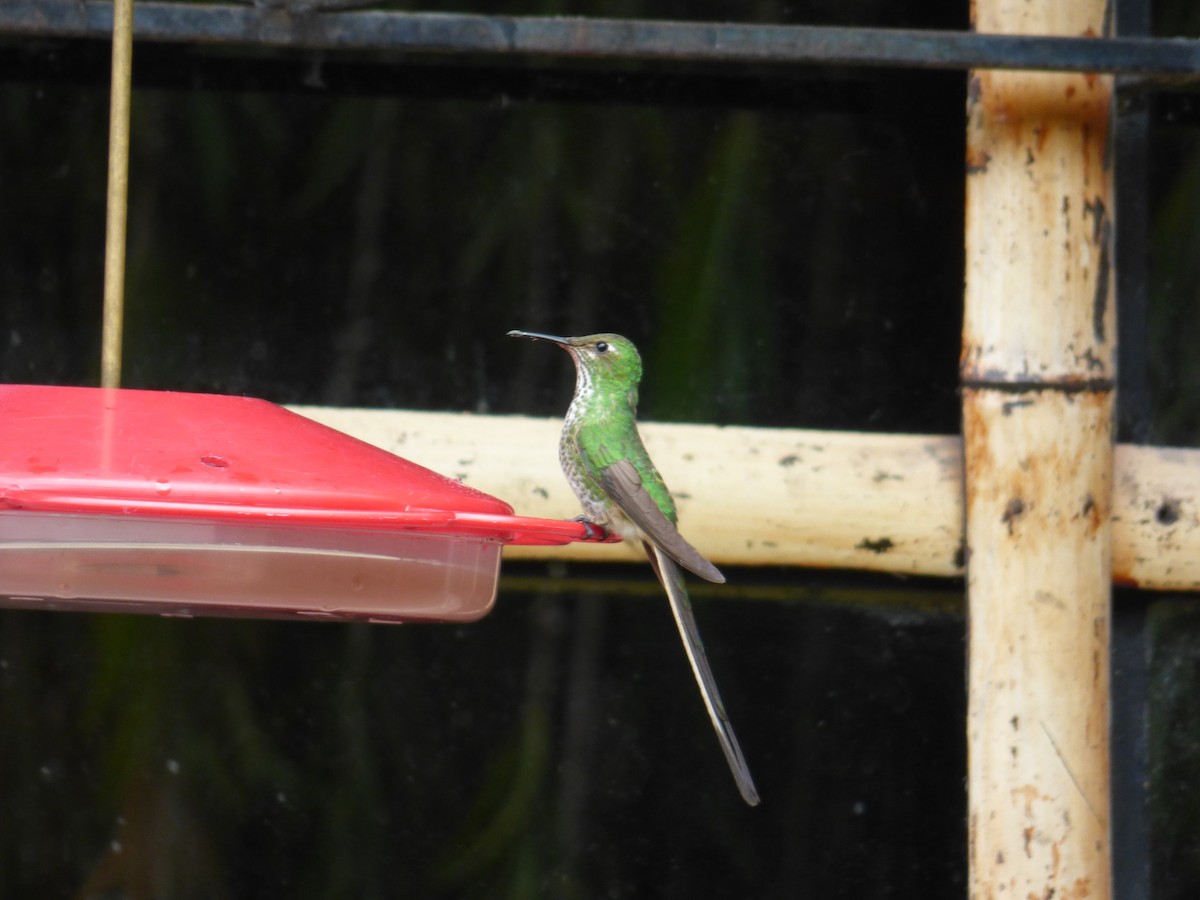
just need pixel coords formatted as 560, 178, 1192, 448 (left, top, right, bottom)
1, 0, 1199, 897
0, 2, 967, 429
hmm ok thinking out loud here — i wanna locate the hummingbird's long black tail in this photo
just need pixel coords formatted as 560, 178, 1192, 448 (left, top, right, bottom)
645, 541, 760, 806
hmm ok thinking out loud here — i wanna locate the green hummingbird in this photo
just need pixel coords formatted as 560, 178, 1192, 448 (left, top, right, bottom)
508, 330, 759, 806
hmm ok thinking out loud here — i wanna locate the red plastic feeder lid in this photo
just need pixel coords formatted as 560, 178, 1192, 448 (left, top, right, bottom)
0, 384, 588, 544
0, 385, 596, 624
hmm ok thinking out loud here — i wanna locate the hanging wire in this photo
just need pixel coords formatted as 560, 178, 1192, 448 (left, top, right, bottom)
101, 0, 134, 388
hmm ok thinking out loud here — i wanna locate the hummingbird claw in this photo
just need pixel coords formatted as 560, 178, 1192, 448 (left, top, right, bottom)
571, 516, 609, 542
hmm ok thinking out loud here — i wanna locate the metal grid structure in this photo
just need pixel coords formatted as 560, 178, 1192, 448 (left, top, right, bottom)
2, 3, 1193, 899
3, 1, 1200, 76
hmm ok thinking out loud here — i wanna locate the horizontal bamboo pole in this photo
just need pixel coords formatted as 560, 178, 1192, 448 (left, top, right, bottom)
289, 407, 1200, 592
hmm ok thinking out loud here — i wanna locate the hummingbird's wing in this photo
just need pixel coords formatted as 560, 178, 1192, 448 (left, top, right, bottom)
599, 458, 725, 584
646, 540, 760, 806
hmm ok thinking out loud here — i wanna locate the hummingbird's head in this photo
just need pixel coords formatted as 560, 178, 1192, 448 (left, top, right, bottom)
507, 331, 643, 388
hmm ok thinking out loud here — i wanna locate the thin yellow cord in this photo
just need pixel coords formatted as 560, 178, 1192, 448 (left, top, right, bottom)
101, 0, 134, 389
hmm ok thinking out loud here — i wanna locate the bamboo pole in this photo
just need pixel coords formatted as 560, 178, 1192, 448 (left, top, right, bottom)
290, 408, 1200, 593
963, 1, 1114, 898
101, 0, 134, 388
292, 408, 965, 574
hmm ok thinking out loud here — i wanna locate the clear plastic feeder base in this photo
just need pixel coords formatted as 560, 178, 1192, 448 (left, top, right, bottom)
0, 512, 502, 623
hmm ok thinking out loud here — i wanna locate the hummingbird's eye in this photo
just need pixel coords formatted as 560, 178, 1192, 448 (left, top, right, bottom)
595, 341, 609, 354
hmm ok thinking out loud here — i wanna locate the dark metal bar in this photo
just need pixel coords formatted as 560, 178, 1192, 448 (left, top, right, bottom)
1116, 4, 1155, 447
4, 1, 1200, 77
1112, 0, 1154, 885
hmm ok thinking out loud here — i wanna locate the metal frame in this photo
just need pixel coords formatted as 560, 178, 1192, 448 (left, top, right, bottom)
3, 1, 1200, 78
0, 2, 1176, 897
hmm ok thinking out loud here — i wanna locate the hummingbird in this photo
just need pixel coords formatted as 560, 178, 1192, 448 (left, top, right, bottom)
508, 330, 759, 806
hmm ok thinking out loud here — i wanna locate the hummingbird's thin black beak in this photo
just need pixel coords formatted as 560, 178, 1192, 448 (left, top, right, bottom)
507, 330, 570, 346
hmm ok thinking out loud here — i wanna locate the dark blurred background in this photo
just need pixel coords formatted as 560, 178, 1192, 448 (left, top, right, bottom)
1, 1, 1199, 897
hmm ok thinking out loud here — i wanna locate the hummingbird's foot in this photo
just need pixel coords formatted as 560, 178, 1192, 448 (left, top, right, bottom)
572, 516, 610, 542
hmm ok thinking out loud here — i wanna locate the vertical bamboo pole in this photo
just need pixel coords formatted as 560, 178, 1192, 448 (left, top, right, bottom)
963, 1, 1114, 898
101, 0, 134, 388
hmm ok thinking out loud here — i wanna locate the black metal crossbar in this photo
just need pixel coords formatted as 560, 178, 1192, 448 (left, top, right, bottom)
3, 1, 1200, 78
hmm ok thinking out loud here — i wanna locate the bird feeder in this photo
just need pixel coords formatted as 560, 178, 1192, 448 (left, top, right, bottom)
0, 384, 598, 623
